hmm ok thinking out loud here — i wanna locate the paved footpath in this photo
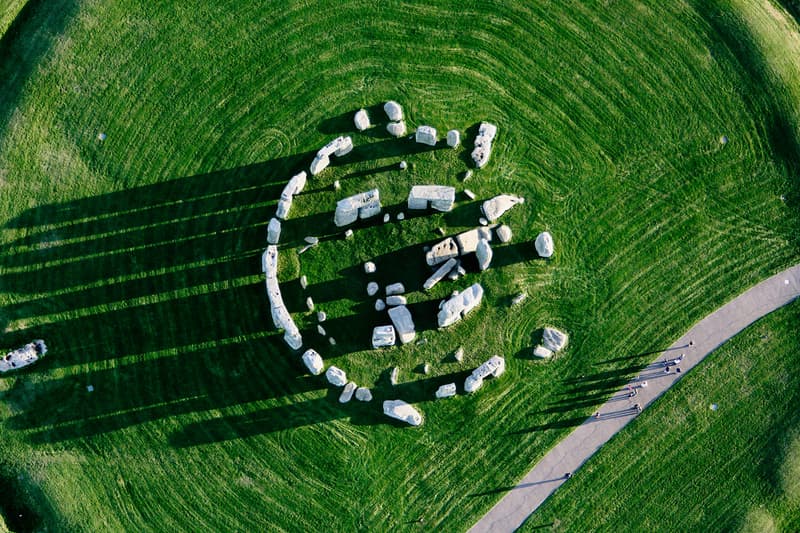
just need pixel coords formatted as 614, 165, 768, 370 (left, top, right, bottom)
469, 264, 800, 533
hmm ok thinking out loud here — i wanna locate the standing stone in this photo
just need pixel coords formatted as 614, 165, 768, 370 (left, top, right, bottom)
387, 121, 406, 137
339, 381, 357, 403
300, 275, 308, 289
306, 297, 315, 311
399, 160, 408, 170
301, 349, 325, 375
386, 283, 405, 295
438, 283, 484, 328
367, 282, 379, 296
383, 213, 391, 223
354, 108, 370, 131
542, 327, 568, 352
375, 299, 386, 312
372, 325, 396, 348
364, 261, 377, 274
390, 366, 399, 385
454, 347, 464, 362
386, 295, 407, 307
344, 229, 354, 239
482, 194, 525, 222
333, 180, 341, 191
383, 400, 423, 426
446, 130, 460, 147
355, 387, 373, 402
533, 346, 553, 359
267, 218, 281, 244
476, 238, 493, 271
415, 125, 437, 146
397, 212, 405, 221
436, 383, 457, 399
384, 100, 403, 121
496, 225, 512, 243
422, 363, 431, 375
326, 366, 347, 387
535, 231, 555, 258
388, 305, 416, 344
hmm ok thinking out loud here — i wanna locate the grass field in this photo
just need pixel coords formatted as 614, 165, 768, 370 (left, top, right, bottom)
0, 0, 799, 531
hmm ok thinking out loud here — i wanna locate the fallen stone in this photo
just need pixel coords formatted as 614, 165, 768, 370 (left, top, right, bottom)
326, 366, 347, 387
300, 275, 308, 289
364, 261, 376, 274
471, 122, 497, 168
476, 238, 493, 271
454, 227, 492, 255
384, 100, 403, 121
388, 305, 416, 344
482, 194, 524, 222
317, 311, 327, 322
390, 366, 399, 385
533, 345, 553, 359
367, 282, 379, 296
496, 225, 512, 243
447, 129, 460, 148
408, 185, 456, 212
464, 189, 476, 200
302, 349, 325, 375
387, 121, 406, 137
267, 218, 281, 244
386, 283, 405, 295
454, 347, 464, 362
276, 196, 292, 220
375, 299, 386, 311
354, 108, 370, 131
335, 189, 381, 227
415, 125, 437, 146
355, 387, 373, 402
383, 399, 423, 426
542, 327, 568, 352
372, 325, 396, 348
535, 231, 554, 258
438, 283, 484, 328
304, 236, 319, 245
436, 383, 457, 398
479, 217, 488, 226
306, 297, 315, 311
386, 295, 407, 306
424, 257, 458, 291
317, 324, 327, 336
311, 137, 352, 175
263, 246, 303, 350
464, 355, 505, 393
339, 381, 357, 403
426, 237, 459, 266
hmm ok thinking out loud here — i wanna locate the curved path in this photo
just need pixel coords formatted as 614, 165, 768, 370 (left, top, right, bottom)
469, 263, 800, 532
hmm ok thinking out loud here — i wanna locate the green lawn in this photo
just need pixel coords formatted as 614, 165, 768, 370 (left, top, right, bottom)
0, 0, 798, 531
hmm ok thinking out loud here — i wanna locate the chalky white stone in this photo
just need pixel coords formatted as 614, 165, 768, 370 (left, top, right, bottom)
464, 355, 505, 393
471, 122, 497, 168
446, 129, 460, 148
390, 366, 399, 385
302, 349, 325, 375
383, 399, 423, 426
326, 366, 347, 387
306, 297, 314, 311
542, 327, 568, 352
300, 275, 308, 289
496, 225, 512, 243
476, 238, 493, 271
375, 299, 386, 312
533, 345, 553, 359
354, 108, 370, 131
372, 325, 396, 348
335, 189, 381, 227
387, 121, 406, 137
317, 311, 327, 322
339, 381, 357, 403
355, 387, 373, 402
535, 231, 554, 258
454, 347, 464, 362
384, 100, 403, 121
267, 218, 281, 244
438, 283, 484, 328
407, 185, 456, 212
423, 257, 458, 291
415, 125, 437, 146
482, 194, 524, 222
317, 325, 327, 336
386, 295, 407, 307
436, 383, 457, 398
464, 189, 476, 200
388, 305, 416, 344
304, 236, 319, 245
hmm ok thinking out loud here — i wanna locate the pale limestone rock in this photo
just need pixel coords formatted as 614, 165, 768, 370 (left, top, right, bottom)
482, 194, 524, 222
383, 399, 423, 426
422, 363, 431, 375
317, 324, 327, 336
471, 122, 497, 168
263, 246, 303, 350
276, 196, 292, 220
387, 121, 406, 137
354, 108, 370, 131
311, 137, 353, 176
396, 212, 405, 221
375, 299, 386, 312
479, 217, 488, 226
335, 189, 381, 227
399, 160, 408, 170
535, 231, 554, 258
463, 170, 473, 181
438, 283, 484, 328
301, 349, 324, 375
415, 125, 437, 146
306, 297, 315, 311
407, 185, 456, 212
384, 100, 403, 121
372, 325, 396, 348
454, 227, 492, 255
390, 366, 399, 385
333, 180, 341, 191
355, 387, 373, 402
426, 237, 459, 266
386, 295, 407, 306
267, 218, 281, 244
454, 347, 464, 362
542, 327, 568, 352
326, 366, 347, 387
364, 261, 376, 274
310, 154, 330, 176
339, 381, 357, 403
388, 305, 416, 344
385, 283, 405, 296
424, 257, 458, 290
464, 355, 505, 393
300, 275, 308, 289
447, 129, 460, 148
367, 282, 379, 296
496, 225, 512, 243
476, 238, 493, 271
533, 345, 553, 359
436, 383, 457, 398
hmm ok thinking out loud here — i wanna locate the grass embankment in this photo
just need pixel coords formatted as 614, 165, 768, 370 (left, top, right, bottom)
0, 0, 798, 530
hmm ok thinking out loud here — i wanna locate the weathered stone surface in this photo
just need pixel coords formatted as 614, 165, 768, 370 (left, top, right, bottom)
482, 194, 524, 222
372, 325, 396, 348
476, 238, 493, 271
471, 122, 497, 168
542, 327, 568, 352
390, 366, 399, 385
496, 224, 512, 243
387, 121, 406, 137
267, 218, 281, 244
426, 237, 459, 266
333, 180, 341, 191
533, 345, 553, 359
408, 185, 456, 212
375, 299, 386, 311
385, 283, 405, 296
415, 125, 437, 146
367, 282, 379, 296
383, 399, 423, 426
339, 381, 357, 403
386, 295, 407, 306
436, 383, 457, 398
355, 387, 373, 402
276, 196, 292, 220
263, 246, 303, 350
454, 227, 492, 255
364, 261, 376, 274
384, 100, 403, 121
535, 231, 554, 258
310, 154, 330, 176
424, 257, 458, 290
306, 297, 315, 311
311, 137, 353, 176
388, 305, 416, 344
479, 217, 488, 226
317, 324, 327, 336
335, 189, 381, 227
326, 366, 347, 387
438, 283, 484, 328
354, 108, 370, 131
454, 347, 464, 362
464, 355, 505, 393
302, 349, 325, 375
447, 129, 460, 148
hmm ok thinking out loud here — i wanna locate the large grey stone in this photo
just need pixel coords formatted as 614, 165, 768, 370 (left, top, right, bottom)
386, 295, 407, 307
542, 327, 568, 352
436, 383, 457, 398
471, 122, 497, 168
438, 283, 484, 328
354, 108, 370, 131
415, 125, 437, 146
446, 129, 460, 148
355, 387, 373, 402
301, 349, 324, 375
267, 218, 281, 244
464, 355, 505, 393
476, 238, 493, 271
335, 189, 381, 227
372, 325, 396, 348
383, 400, 423, 426
384, 100, 403, 121
535, 231, 554, 258
423, 257, 458, 290
387, 121, 406, 137
408, 185, 456, 212
388, 305, 416, 344
386, 282, 405, 296
339, 381, 357, 403
482, 194, 524, 222
326, 366, 347, 387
